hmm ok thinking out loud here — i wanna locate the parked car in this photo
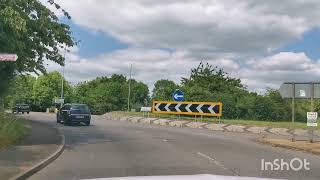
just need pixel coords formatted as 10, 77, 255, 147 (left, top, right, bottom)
57, 103, 91, 126
12, 104, 30, 114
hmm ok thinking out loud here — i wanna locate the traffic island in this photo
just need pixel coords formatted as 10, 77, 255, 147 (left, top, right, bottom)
106, 112, 320, 142
258, 138, 320, 155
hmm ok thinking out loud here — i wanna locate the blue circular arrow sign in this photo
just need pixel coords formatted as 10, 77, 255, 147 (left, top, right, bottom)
173, 89, 185, 102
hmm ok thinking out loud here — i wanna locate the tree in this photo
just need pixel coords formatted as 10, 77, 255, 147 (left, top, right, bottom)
237, 92, 258, 119
4, 75, 36, 108
182, 62, 243, 93
0, 0, 74, 98
130, 80, 149, 109
264, 89, 290, 121
181, 62, 247, 119
73, 74, 149, 114
32, 71, 72, 111
152, 80, 178, 101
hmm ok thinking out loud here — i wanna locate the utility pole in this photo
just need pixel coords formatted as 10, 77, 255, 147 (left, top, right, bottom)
60, 50, 66, 107
127, 64, 132, 112
310, 83, 315, 143
61, 65, 64, 99
291, 83, 295, 142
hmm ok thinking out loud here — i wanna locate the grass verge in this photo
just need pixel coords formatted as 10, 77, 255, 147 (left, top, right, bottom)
113, 111, 317, 130
0, 112, 30, 149
259, 138, 320, 155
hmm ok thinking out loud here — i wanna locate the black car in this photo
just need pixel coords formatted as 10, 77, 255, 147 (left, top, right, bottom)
57, 103, 91, 126
12, 104, 30, 114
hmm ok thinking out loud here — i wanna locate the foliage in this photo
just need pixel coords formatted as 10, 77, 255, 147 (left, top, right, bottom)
0, 112, 30, 148
73, 75, 149, 114
177, 62, 294, 121
4, 75, 36, 108
0, 0, 74, 98
131, 80, 150, 109
3, 61, 316, 122
32, 71, 72, 111
152, 80, 178, 101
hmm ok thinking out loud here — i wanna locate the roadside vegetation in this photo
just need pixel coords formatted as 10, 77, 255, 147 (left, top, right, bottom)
4, 62, 317, 124
0, 1, 70, 148
0, 113, 30, 148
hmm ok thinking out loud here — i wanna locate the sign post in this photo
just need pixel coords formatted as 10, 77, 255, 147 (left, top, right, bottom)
292, 83, 295, 142
280, 82, 320, 143
172, 89, 185, 102
140, 107, 152, 118
307, 111, 317, 142
307, 112, 318, 126
0, 54, 18, 61
54, 98, 64, 104
153, 101, 222, 117
310, 83, 315, 143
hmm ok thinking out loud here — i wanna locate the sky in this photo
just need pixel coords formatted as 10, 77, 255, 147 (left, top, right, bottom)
43, 0, 320, 93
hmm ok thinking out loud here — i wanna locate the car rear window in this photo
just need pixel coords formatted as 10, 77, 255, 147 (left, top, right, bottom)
71, 105, 90, 112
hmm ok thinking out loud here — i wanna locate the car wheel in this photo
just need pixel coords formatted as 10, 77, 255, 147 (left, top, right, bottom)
85, 121, 90, 126
22, 112, 24, 114
64, 119, 71, 126
27, 112, 30, 114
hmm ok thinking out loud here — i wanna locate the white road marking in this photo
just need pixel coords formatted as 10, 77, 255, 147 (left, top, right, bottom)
197, 152, 235, 175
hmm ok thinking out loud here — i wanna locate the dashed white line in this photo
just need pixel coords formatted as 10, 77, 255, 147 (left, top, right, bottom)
197, 152, 236, 175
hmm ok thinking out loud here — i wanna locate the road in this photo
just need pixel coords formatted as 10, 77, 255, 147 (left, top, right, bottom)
20, 112, 320, 180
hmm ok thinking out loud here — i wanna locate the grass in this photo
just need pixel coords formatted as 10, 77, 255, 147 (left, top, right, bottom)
113, 111, 317, 130
0, 112, 30, 149
259, 138, 320, 154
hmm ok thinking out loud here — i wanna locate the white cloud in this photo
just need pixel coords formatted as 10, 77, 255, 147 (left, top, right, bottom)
46, 48, 240, 89
240, 52, 320, 90
46, 48, 320, 93
248, 52, 313, 71
48, 0, 320, 58
41, 1, 320, 92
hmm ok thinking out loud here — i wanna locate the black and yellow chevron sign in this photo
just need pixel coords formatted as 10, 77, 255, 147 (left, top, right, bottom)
152, 101, 222, 117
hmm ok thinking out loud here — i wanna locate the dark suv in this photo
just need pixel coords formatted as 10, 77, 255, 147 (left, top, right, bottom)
57, 104, 91, 126
12, 104, 30, 114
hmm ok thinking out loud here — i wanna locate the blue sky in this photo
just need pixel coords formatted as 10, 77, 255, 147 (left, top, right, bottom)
72, 24, 320, 61
63, 14, 320, 62
66, 21, 129, 58
275, 28, 320, 60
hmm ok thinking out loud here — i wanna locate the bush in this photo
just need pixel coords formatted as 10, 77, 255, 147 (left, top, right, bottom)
0, 113, 30, 148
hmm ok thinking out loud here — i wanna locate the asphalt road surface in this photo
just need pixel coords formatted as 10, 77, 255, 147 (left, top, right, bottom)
20, 112, 320, 180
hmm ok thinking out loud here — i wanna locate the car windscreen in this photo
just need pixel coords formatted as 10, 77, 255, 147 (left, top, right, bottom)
70, 105, 90, 113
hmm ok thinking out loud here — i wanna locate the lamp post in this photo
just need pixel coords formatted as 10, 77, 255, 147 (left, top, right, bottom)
60, 50, 66, 108
127, 64, 132, 112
